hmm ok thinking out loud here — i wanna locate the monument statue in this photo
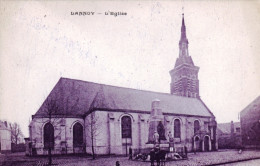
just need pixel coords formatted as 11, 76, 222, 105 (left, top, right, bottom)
157, 121, 166, 141
148, 99, 166, 143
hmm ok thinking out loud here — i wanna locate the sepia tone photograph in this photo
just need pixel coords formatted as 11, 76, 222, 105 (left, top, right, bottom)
0, 0, 260, 165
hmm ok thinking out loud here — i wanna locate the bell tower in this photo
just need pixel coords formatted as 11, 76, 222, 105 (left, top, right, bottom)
169, 14, 200, 98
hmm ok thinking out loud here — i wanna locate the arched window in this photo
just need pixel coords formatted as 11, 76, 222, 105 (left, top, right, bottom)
174, 119, 181, 138
44, 122, 54, 149
121, 116, 132, 138
73, 122, 84, 147
194, 120, 200, 134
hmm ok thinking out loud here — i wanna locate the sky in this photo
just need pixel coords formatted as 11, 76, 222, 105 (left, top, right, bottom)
0, 0, 260, 137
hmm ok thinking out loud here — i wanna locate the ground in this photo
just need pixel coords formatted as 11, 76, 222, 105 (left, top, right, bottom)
1, 150, 260, 166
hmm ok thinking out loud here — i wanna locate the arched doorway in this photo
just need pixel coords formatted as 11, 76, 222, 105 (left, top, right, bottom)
194, 136, 201, 152
43, 123, 54, 149
204, 136, 210, 151
73, 122, 84, 153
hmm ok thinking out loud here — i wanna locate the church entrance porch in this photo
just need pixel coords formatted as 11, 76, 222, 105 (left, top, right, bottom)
73, 122, 85, 154
193, 136, 201, 152
193, 134, 211, 152
203, 135, 211, 152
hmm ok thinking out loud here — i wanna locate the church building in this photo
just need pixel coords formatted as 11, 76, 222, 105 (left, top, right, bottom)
29, 14, 217, 155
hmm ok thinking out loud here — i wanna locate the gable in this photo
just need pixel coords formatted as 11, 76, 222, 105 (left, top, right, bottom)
240, 96, 260, 117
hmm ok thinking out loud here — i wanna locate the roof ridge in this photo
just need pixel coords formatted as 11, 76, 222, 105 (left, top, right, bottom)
33, 77, 214, 118
60, 77, 198, 100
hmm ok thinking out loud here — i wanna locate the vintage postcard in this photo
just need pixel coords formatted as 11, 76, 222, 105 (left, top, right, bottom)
0, 0, 259, 165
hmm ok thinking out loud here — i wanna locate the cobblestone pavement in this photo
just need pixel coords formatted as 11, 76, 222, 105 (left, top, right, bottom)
226, 159, 260, 166
1, 150, 260, 166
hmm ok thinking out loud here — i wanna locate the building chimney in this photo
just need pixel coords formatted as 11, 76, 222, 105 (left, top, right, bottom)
231, 121, 234, 135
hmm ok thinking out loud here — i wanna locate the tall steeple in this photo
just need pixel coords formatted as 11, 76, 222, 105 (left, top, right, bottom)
169, 14, 200, 98
179, 14, 189, 58
180, 14, 188, 45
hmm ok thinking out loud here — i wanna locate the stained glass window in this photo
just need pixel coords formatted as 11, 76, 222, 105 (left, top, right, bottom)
194, 120, 200, 134
174, 119, 181, 138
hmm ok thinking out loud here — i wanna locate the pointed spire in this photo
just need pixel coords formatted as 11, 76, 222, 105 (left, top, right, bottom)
178, 13, 189, 57
180, 13, 187, 43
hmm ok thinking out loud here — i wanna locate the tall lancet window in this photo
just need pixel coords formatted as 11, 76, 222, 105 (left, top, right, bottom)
194, 120, 200, 134
73, 122, 84, 147
44, 122, 54, 149
121, 116, 132, 138
174, 119, 181, 138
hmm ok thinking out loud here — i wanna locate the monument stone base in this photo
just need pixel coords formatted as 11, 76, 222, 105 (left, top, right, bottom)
145, 143, 170, 150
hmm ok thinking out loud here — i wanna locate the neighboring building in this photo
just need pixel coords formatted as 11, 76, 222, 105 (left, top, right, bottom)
29, 14, 217, 155
240, 96, 260, 149
0, 121, 11, 153
217, 121, 241, 149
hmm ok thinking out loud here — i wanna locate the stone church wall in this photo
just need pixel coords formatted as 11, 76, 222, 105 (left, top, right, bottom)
85, 111, 151, 155
30, 117, 84, 155
86, 110, 212, 155
30, 112, 213, 155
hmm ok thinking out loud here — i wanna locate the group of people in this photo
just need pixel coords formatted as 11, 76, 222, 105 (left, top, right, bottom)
124, 131, 187, 166
128, 147, 166, 166
149, 148, 166, 166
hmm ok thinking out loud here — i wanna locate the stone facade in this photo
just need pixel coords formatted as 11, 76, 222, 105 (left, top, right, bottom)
30, 109, 215, 155
29, 117, 84, 155
0, 121, 11, 153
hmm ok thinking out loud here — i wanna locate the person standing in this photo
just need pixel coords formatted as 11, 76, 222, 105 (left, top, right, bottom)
184, 146, 188, 158
149, 149, 155, 166
155, 149, 160, 166
115, 161, 120, 166
129, 147, 133, 160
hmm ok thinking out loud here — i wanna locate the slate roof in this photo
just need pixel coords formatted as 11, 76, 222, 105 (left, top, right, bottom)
33, 77, 214, 118
217, 122, 240, 134
240, 95, 260, 116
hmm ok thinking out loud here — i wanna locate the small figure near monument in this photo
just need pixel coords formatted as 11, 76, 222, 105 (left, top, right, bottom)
168, 131, 174, 152
153, 131, 160, 144
168, 131, 174, 142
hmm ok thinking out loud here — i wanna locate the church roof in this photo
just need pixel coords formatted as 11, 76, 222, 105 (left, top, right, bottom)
33, 77, 214, 118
